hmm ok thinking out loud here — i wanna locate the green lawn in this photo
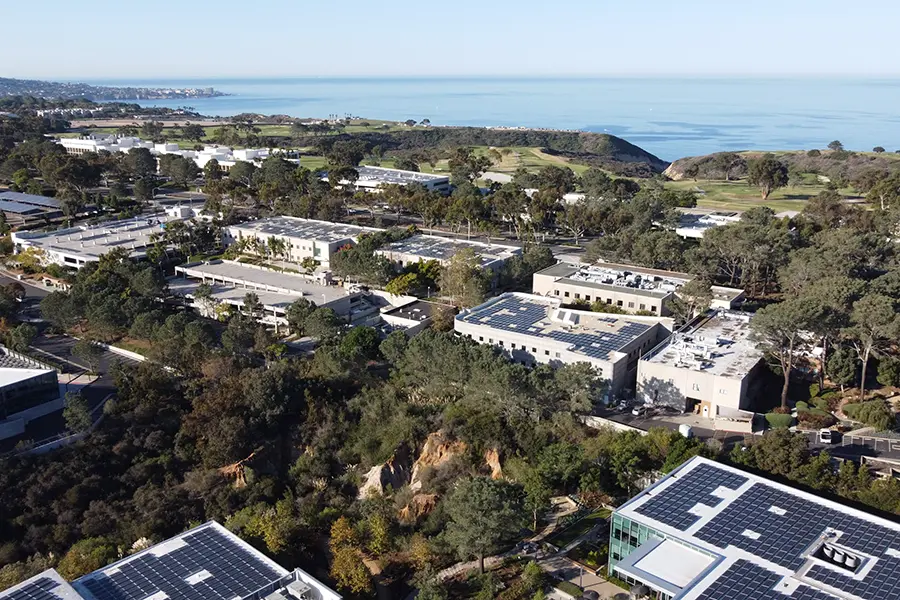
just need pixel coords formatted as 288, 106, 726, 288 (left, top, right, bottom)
546, 509, 611, 549
666, 178, 864, 213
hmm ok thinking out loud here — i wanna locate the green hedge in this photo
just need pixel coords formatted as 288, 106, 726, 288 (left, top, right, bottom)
843, 400, 895, 431
765, 413, 794, 429
795, 401, 810, 411
555, 581, 583, 597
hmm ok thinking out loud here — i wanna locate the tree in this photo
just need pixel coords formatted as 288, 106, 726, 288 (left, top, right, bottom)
444, 477, 525, 573
747, 154, 789, 199
57, 538, 117, 580
874, 146, 886, 153
379, 330, 408, 364
448, 147, 492, 184
285, 297, 316, 336
140, 121, 165, 141
439, 248, 489, 308
126, 147, 157, 179
8, 323, 36, 352
71, 339, 103, 373
203, 158, 223, 182
329, 517, 371, 595
180, 122, 205, 142
846, 294, 900, 401
304, 307, 341, 341
828, 346, 858, 390
828, 140, 844, 151
666, 279, 712, 324
339, 326, 380, 362
751, 299, 817, 409
558, 201, 594, 246
63, 391, 93, 433
521, 467, 553, 532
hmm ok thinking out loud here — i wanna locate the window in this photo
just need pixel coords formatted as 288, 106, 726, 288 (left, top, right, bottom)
564, 291, 570, 298
612, 552, 621, 561
617, 300, 623, 306
499, 341, 504, 347
640, 304, 646, 310
628, 302, 634, 308
692, 383, 700, 391
545, 350, 550, 356
489, 338, 493, 343
585, 295, 591, 301
532, 347, 537, 353
650, 305, 657, 312
720, 388, 728, 394
479, 336, 484, 342
555, 352, 560, 358
575, 293, 580, 299
554, 290, 560, 296
607, 298, 613, 304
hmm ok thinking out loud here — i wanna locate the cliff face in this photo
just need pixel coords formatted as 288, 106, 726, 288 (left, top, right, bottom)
410, 430, 468, 491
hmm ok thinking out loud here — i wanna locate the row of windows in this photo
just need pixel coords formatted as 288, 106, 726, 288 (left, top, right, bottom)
689, 382, 731, 395
554, 289, 657, 312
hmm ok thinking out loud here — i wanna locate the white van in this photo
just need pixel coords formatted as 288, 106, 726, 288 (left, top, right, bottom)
819, 429, 835, 444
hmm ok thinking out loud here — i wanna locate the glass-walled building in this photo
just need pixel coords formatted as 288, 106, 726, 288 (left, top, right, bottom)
0, 368, 58, 418
608, 456, 900, 600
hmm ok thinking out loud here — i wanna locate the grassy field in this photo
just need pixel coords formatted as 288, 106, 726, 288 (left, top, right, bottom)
547, 509, 611, 549
666, 178, 863, 213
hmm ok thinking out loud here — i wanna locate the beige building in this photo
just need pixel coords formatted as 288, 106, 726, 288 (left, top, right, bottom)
636, 310, 764, 417
222, 217, 379, 268
375, 234, 521, 271
454, 292, 669, 393
532, 262, 744, 317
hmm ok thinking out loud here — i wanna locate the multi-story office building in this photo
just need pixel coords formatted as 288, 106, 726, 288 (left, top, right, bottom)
454, 292, 668, 393
0, 521, 339, 600
635, 310, 764, 416
222, 217, 378, 268
609, 456, 900, 600
375, 234, 521, 271
532, 262, 744, 317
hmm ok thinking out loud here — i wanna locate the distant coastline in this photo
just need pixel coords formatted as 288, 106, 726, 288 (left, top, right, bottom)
0, 77, 227, 101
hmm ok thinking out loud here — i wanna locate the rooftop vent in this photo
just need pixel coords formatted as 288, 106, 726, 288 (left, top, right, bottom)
816, 542, 865, 572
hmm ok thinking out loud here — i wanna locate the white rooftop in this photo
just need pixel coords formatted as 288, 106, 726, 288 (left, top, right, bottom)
633, 539, 716, 588
377, 234, 520, 267
228, 216, 376, 244
354, 165, 449, 185
174, 261, 352, 304
12, 215, 178, 260
642, 310, 762, 378
0, 367, 56, 388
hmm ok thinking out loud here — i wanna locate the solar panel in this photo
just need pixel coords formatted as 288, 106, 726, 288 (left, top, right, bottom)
634, 463, 747, 530
75, 525, 285, 600
1, 577, 63, 600
0, 200, 44, 214
0, 192, 61, 209
694, 560, 838, 600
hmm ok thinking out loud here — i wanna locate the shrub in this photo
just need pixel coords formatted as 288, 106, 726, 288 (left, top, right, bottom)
844, 400, 895, 431
795, 401, 810, 412
877, 356, 900, 387
765, 413, 794, 429
807, 149, 821, 157
554, 581, 583, 598
809, 383, 821, 398
797, 410, 837, 429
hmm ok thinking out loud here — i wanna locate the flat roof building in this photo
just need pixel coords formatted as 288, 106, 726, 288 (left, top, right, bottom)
331, 166, 450, 193
636, 310, 764, 418
675, 211, 742, 239
11, 215, 180, 269
1, 521, 340, 600
375, 234, 521, 271
171, 260, 374, 327
454, 292, 668, 392
0, 191, 64, 226
611, 455, 900, 600
532, 262, 745, 317
223, 217, 378, 268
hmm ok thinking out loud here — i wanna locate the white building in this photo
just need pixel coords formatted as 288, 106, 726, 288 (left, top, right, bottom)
375, 234, 521, 271
636, 310, 764, 418
611, 456, 900, 600
1, 521, 340, 600
330, 165, 451, 193
58, 135, 298, 172
454, 292, 669, 393
170, 260, 375, 327
222, 217, 378, 268
11, 214, 180, 269
675, 210, 742, 239
532, 262, 745, 317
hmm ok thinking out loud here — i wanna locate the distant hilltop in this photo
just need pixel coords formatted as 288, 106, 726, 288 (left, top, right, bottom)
0, 77, 227, 101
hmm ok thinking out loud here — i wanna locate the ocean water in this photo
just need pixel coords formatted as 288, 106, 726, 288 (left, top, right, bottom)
83, 77, 900, 161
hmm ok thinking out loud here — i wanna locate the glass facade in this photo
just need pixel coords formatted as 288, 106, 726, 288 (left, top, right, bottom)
608, 513, 663, 573
0, 371, 59, 418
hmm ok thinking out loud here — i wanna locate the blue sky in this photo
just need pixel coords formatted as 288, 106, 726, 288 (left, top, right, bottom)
7, 0, 900, 79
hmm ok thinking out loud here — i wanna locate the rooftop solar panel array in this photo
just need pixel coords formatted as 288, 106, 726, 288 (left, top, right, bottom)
0, 200, 44, 215
634, 463, 747, 530
76, 526, 284, 600
0, 192, 61, 209
379, 235, 516, 266
458, 295, 652, 360
1, 577, 64, 600
694, 561, 838, 600
695, 482, 900, 573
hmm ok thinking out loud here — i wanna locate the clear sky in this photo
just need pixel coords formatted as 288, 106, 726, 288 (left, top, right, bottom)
6, 0, 900, 79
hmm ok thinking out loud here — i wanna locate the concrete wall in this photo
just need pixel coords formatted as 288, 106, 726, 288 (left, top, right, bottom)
636, 359, 748, 415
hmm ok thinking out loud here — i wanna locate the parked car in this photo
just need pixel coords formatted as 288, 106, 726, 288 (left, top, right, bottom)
632, 405, 647, 417
819, 429, 835, 444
